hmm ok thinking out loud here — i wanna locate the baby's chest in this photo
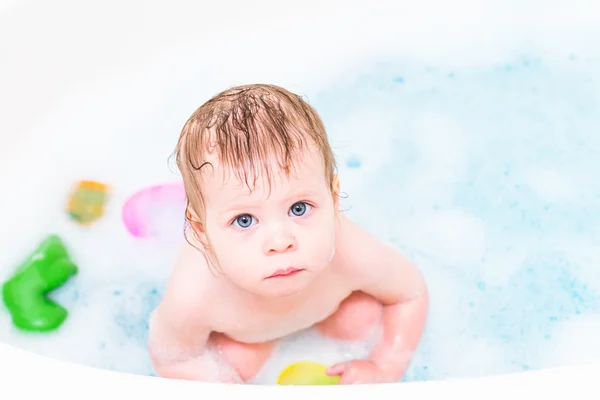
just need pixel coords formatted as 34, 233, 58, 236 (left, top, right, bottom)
221, 288, 350, 343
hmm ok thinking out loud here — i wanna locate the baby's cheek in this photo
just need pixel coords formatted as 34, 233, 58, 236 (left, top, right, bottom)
218, 252, 256, 283
303, 226, 335, 263
223, 242, 262, 271
220, 246, 249, 267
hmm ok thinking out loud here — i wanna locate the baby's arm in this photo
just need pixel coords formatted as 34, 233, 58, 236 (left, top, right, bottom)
333, 215, 429, 382
148, 243, 241, 383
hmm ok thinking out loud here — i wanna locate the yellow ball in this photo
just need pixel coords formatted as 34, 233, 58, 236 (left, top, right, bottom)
276, 361, 340, 385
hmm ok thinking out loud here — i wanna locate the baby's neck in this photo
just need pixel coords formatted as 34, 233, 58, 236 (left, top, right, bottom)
222, 278, 315, 313
253, 287, 309, 312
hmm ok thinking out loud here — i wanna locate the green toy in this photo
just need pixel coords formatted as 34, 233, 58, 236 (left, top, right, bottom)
2, 235, 78, 332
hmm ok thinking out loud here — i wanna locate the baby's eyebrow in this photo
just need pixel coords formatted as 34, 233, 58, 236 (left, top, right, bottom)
282, 192, 316, 204
224, 204, 257, 212
220, 197, 263, 214
219, 183, 322, 211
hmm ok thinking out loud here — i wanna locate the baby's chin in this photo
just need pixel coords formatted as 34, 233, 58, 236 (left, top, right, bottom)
256, 271, 317, 298
260, 287, 305, 299
260, 283, 308, 299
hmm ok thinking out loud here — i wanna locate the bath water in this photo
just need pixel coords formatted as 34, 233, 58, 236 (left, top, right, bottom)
1, 0, 600, 385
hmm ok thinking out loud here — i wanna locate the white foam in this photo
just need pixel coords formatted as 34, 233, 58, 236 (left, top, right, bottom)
549, 238, 600, 297
524, 166, 577, 203
329, 106, 399, 186
411, 112, 469, 179
0, 280, 157, 375
406, 208, 487, 269
2, 0, 600, 387
536, 315, 600, 369
478, 248, 528, 287
251, 328, 377, 384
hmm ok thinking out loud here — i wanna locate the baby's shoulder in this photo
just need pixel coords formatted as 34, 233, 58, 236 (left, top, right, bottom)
156, 239, 220, 325
331, 213, 392, 280
332, 213, 382, 260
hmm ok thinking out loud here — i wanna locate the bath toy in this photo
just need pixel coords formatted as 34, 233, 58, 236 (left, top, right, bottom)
122, 181, 187, 238
67, 180, 109, 225
2, 235, 78, 332
276, 361, 340, 385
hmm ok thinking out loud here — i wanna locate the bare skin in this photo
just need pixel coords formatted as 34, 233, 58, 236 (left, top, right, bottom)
148, 145, 429, 384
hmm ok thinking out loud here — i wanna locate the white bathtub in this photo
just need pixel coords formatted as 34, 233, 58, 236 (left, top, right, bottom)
2, 0, 600, 397
0, 340, 596, 399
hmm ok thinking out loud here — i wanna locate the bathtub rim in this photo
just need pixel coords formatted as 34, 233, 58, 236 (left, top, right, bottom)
0, 340, 596, 399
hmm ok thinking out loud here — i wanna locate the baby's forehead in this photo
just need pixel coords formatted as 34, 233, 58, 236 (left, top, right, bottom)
215, 164, 321, 196
202, 150, 326, 200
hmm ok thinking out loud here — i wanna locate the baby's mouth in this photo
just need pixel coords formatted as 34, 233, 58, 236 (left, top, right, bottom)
266, 267, 304, 279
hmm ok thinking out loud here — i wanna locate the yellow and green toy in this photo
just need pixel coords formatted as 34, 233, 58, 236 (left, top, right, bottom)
2, 235, 78, 332
67, 180, 109, 226
277, 361, 340, 386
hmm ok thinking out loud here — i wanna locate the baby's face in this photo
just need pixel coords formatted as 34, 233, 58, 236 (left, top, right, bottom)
198, 146, 337, 298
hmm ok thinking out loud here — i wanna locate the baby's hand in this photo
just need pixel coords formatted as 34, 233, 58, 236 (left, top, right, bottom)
326, 359, 395, 384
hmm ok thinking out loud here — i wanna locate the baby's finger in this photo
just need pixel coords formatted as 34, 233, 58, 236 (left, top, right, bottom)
326, 362, 346, 376
338, 370, 361, 385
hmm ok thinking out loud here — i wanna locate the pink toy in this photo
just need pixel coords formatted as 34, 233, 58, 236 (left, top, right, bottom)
122, 182, 187, 238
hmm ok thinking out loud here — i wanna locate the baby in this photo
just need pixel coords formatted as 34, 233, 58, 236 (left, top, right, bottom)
148, 84, 429, 384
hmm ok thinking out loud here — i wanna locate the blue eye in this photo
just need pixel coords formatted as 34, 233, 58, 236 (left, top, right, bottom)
289, 202, 311, 217
234, 214, 255, 228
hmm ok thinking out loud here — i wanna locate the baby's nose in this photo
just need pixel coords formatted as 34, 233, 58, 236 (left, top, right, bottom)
265, 232, 297, 255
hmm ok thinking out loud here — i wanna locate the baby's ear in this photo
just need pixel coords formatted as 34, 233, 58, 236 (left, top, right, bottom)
186, 207, 210, 249
332, 174, 341, 211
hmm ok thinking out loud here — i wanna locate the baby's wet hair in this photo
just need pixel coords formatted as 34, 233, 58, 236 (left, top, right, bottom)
173, 83, 338, 229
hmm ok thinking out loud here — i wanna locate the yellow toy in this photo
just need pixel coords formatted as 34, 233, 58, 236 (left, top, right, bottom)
67, 180, 109, 225
276, 361, 340, 385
